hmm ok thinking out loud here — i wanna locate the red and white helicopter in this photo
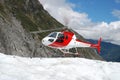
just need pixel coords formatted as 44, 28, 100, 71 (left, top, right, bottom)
31, 27, 102, 55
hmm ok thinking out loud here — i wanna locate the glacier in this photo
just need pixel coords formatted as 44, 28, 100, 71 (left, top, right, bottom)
0, 53, 120, 80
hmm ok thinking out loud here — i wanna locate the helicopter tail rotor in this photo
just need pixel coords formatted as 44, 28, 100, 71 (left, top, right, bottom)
91, 37, 102, 54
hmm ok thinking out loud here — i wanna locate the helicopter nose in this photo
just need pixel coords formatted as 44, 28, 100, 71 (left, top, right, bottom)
42, 38, 47, 46
42, 37, 52, 46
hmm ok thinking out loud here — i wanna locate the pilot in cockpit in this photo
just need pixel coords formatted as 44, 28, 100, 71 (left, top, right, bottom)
56, 33, 64, 43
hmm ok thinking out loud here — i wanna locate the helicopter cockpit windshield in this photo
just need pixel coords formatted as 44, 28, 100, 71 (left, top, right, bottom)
47, 32, 65, 43
48, 32, 57, 38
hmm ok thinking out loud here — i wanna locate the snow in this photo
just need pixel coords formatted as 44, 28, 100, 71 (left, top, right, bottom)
0, 53, 120, 80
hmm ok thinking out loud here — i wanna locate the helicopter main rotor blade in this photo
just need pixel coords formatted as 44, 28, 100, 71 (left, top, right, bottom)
30, 27, 67, 34
30, 26, 96, 34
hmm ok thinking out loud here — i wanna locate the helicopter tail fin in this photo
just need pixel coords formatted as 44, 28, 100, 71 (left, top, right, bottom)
91, 38, 102, 54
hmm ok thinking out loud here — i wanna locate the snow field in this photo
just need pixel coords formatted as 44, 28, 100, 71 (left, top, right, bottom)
0, 53, 120, 80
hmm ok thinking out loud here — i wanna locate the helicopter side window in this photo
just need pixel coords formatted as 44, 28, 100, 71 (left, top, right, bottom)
56, 33, 64, 43
48, 32, 57, 38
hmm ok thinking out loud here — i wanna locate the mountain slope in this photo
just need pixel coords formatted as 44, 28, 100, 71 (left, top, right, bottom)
0, 0, 103, 60
0, 53, 120, 80
0, 0, 63, 57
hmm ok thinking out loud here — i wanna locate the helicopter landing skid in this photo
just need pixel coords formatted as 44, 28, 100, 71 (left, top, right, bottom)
59, 48, 80, 57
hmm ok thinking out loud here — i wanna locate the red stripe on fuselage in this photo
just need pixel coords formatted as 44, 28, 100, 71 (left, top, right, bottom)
49, 31, 74, 48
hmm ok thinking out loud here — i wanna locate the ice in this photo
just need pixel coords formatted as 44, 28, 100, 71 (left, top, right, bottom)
0, 53, 120, 80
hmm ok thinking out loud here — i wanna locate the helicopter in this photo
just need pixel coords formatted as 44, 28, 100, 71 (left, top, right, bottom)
30, 27, 102, 55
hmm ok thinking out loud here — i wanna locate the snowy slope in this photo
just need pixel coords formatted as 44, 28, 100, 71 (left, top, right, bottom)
0, 53, 120, 80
